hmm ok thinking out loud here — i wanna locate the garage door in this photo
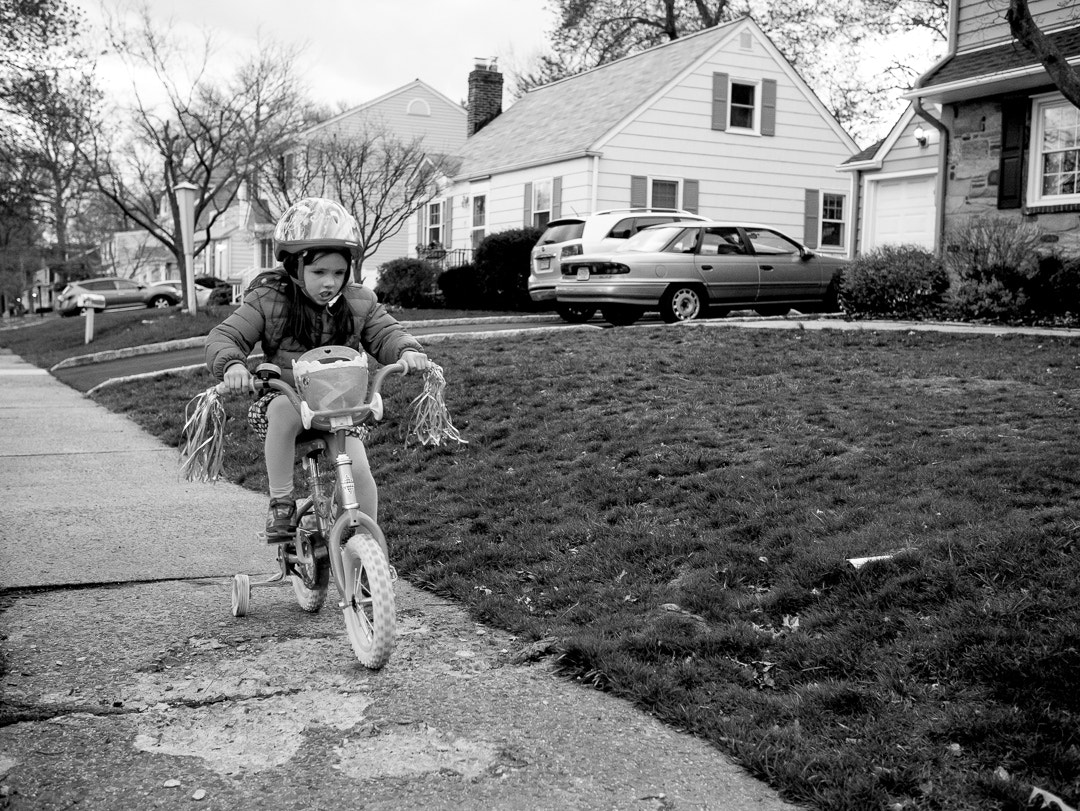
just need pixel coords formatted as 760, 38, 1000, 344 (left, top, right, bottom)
866, 174, 936, 250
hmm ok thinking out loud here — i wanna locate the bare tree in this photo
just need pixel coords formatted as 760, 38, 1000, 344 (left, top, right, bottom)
0, 0, 82, 104
7, 69, 103, 261
260, 126, 459, 279
1007, 0, 1080, 109
85, 4, 308, 286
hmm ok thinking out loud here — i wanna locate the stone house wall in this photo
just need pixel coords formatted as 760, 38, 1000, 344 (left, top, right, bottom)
945, 98, 1080, 256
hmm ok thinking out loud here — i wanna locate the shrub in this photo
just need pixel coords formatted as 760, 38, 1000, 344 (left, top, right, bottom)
373, 258, 442, 308
941, 216, 1080, 323
473, 227, 543, 311
839, 245, 949, 319
437, 263, 483, 310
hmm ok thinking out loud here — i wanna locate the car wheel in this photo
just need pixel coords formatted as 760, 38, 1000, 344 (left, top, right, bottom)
660, 285, 706, 323
148, 295, 174, 309
754, 305, 790, 317
556, 303, 596, 323
600, 305, 644, 327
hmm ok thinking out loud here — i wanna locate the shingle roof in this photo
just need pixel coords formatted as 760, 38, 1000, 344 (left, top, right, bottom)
453, 21, 741, 179
920, 26, 1080, 89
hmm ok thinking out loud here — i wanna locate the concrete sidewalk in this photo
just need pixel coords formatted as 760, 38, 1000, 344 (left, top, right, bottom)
0, 348, 800, 810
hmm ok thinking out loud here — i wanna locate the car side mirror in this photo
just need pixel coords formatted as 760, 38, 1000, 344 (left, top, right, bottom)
801, 248, 815, 260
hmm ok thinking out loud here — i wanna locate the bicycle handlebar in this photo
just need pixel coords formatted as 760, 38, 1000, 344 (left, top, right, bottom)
214, 361, 408, 430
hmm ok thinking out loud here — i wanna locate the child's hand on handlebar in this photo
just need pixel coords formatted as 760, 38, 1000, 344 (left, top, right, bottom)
398, 350, 431, 375
222, 362, 254, 393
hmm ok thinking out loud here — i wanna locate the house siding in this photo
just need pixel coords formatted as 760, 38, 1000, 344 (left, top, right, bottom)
956, 0, 1074, 53
596, 40, 853, 245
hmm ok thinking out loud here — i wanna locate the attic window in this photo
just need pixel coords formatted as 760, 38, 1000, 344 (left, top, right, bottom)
730, 82, 757, 130
407, 99, 431, 116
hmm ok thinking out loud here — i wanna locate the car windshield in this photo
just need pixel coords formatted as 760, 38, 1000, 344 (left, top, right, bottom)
625, 225, 688, 253
536, 221, 585, 244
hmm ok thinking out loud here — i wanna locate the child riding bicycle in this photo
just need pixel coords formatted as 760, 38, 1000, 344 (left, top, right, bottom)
205, 197, 431, 542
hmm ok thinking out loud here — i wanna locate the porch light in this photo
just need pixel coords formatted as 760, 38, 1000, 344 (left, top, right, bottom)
913, 125, 928, 148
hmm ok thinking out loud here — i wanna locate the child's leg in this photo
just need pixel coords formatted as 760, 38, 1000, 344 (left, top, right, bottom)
344, 435, 378, 522
265, 395, 302, 498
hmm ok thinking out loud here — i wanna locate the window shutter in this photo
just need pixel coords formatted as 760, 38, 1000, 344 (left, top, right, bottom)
803, 189, 820, 248
416, 209, 424, 253
630, 175, 648, 208
761, 79, 777, 136
523, 182, 533, 227
998, 98, 1026, 210
682, 179, 699, 214
552, 176, 563, 219
712, 72, 729, 131
443, 199, 453, 247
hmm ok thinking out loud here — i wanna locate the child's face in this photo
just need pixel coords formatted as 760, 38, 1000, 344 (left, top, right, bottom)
302, 252, 349, 304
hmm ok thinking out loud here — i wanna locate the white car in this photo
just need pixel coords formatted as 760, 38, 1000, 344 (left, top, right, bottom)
529, 208, 708, 322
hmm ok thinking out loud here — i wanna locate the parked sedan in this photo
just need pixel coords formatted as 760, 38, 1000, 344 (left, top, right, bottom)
555, 221, 845, 326
56, 277, 182, 317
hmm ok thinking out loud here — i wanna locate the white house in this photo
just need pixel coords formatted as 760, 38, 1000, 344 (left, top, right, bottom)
412, 17, 860, 258
838, 103, 942, 254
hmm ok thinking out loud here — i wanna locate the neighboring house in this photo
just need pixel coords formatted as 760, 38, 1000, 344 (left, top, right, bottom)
412, 18, 860, 259
100, 228, 183, 284
907, 0, 1080, 254
275, 79, 467, 285
838, 103, 942, 254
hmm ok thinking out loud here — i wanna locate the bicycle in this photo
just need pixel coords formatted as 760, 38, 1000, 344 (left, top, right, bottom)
225, 348, 405, 669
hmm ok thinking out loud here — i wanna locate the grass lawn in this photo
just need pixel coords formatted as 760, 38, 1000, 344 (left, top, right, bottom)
65, 326, 1080, 809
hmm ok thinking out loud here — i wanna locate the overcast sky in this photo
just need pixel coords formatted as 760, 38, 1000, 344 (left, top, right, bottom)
77, 0, 557, 110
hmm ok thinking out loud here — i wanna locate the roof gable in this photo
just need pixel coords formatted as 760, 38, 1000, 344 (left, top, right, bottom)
453, 20, 747, 179
302, 79, 465, 137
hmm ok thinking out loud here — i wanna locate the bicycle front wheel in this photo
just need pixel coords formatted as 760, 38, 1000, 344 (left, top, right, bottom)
341, 532, 396, 669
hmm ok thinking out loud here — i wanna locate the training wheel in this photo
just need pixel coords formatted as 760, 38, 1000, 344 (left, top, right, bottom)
231, 573, 251, 617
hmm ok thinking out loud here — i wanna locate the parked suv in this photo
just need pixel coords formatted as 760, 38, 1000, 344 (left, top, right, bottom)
529, 208, 708, 322
56, 277, 182, 317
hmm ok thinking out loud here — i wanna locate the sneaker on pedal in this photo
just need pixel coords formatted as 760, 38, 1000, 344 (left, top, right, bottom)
265, 497, 297, 542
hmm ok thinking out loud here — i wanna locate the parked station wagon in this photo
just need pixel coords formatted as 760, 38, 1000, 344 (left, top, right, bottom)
555, 221, 845, 326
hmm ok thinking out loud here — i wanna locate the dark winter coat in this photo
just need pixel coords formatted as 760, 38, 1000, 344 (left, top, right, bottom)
205, 269, 423, 386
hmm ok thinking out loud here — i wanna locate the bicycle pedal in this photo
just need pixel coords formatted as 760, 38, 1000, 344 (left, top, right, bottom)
258, 531, 295, 545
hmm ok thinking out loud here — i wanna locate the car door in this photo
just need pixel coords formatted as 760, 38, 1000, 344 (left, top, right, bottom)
743, 228, 823, 301
113, 279, 145, 306
692, 226, 759, 304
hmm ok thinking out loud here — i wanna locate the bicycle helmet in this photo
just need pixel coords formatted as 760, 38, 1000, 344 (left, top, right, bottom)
273, 197, 363, 271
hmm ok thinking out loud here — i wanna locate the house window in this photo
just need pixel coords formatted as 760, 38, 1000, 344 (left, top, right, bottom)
533, 179, 552, 228
651, 179, 680, 209
821, 193, 845, 247
472, 194, 486, 249
426, 201, 442, 246
259, 239, 274, 268
215, 241, 228, 276
730, 81, 757, 130
1030, 95, 1080, 204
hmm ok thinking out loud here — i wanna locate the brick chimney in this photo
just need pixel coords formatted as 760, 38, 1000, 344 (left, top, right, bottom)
467, 58, 503, 137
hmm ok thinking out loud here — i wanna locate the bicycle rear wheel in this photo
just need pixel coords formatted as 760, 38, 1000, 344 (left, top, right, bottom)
291, 514, 329, 612
341, 532, 396, 669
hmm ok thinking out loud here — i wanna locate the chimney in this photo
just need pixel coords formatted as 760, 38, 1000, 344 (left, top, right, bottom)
467, 57, 503, 137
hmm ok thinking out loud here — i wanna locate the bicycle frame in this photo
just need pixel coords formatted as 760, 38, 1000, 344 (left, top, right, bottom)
257, 361, 404, 598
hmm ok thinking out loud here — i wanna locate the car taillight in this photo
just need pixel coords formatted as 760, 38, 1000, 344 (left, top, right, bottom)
560, 244, 583, 258
562, 263, 630, 275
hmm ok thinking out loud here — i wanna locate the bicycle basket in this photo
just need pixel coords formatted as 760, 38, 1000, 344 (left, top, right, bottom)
292, 346, 369, 412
